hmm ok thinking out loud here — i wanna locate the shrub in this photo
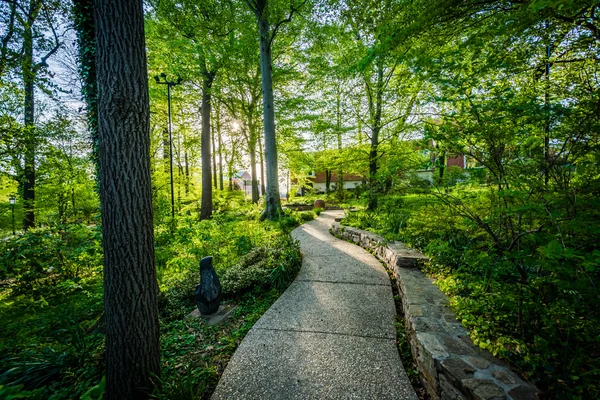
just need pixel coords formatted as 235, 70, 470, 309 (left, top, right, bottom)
0, 225, 102, 294
220, 235, 301, 295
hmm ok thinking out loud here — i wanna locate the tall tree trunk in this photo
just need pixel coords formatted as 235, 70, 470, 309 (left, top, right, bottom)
216, 104, 224, 191
438, 151, 446, 181
258, 130, 265, 196
22, 16, 35, 230
163, 128, 170, 173
248, 126, 260, 203
228, 162, 233, 191
544, 36, 551, 185
184, 149, 189, 195
94, 0, 160, 398
256, 5, 281, 219
336, 88, 344, 196
211, 123, 217, 189
73, 0, 98, 178
368, 66, 384, 211
325, 170, 331, 193
200, 71, 215, 220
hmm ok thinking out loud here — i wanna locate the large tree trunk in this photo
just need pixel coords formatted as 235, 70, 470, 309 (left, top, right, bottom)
94, 0, 160, 398
256, 7, 281, 220
22, 16, 35, 230
200, 71, 215, 220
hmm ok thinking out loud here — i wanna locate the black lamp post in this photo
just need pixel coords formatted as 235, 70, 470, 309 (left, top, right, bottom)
154, 73, 182, 220
9, 195, 15, 235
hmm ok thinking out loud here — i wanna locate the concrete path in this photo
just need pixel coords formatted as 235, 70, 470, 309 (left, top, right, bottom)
212, 211, 418, 400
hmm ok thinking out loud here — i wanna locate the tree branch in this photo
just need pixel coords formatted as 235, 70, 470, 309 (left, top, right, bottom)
269, 0, 307, 48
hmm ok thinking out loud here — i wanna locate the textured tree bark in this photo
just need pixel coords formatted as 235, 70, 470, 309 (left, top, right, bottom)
200, 71, 215, 220
22, 14, 35, 230
256, 4, 282, 220
94, 0, 160, 398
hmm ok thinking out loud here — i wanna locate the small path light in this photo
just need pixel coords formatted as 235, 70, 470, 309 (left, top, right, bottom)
154, 73, 182, 221
9, 195, 16, 235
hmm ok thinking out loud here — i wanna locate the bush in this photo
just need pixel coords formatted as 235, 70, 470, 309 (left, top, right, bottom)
0, 225, 102, 295
341, 189, 600, 398
220, 235, 301, 295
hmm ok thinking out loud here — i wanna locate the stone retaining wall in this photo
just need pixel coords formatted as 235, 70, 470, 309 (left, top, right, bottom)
330, 222, 539, 400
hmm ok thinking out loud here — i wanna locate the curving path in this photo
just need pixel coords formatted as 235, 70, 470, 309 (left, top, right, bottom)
212, 211, 418, 399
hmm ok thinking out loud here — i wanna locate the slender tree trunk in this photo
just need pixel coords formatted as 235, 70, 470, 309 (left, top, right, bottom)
368, 66, 384, 211
256, 8, 281, 219
325, 170, 331, 193
258, 130, 265, 196
228, 162, 233, 191
184, 149, 189, 195
73, 0, 98, 177
216, 104, 224, 191
163, 128, 170, 173
200, 71, 214, 220
22, 17, 35, 230
248, 127, 260, 203
336, 89, 344, 196
211, 123, 217, 189
544, 36, 551, 185
357, 114, 362, 145
94, 0, 160, 398
438, 151, 446, 181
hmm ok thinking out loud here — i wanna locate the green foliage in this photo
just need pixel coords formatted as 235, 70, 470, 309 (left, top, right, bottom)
221, 235, 301, 295
343, 186, 600, 397
0, 384, 45, 399
0, 224, 103, 293
80, 377, 105, 400
0, 200, 309, 399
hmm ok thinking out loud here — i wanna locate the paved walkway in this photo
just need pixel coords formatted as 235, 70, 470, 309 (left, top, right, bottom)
212, 211, 418, 399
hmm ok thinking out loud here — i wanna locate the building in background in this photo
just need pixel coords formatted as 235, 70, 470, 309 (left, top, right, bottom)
292, 171, 364, 195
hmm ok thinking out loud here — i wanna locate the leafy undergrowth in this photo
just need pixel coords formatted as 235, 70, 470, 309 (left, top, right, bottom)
342, 190, 600, 399
0, 199, 312, 399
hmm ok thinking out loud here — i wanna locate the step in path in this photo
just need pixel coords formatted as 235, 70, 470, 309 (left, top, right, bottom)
211, 211, 418, 400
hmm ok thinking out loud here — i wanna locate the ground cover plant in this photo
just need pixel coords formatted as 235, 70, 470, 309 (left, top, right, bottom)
342, 177, 600, 399
0, 196, 313, 399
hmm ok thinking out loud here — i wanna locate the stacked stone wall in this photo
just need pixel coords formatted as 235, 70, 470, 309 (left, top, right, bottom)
331, 222, 539, 400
